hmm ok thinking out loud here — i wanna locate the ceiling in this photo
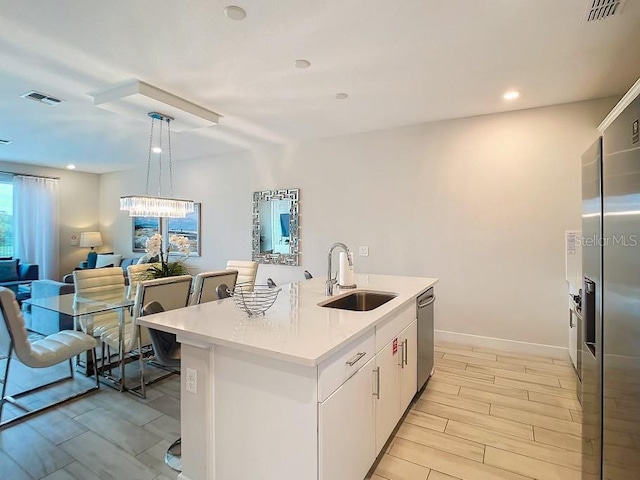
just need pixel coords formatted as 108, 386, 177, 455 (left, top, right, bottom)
0, 0, 639, 174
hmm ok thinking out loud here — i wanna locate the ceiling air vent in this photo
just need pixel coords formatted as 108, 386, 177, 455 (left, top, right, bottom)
583, 0, 626, 22
20, 90, 64, 105
0, 139, 12, 145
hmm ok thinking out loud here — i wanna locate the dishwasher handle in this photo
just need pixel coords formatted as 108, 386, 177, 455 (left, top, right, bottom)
418, 295, 436, 309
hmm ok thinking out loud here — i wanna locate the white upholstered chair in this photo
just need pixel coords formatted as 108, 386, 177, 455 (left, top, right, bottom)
0, 288, 99, 428
103, 275, 192, 396
73, 267, 129, 337
127, 263, 160, 300
190, 270, 238, 305
225, 260, 258, 289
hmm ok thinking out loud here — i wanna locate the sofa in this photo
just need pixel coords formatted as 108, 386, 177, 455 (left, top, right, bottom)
77, 253, 144, 271
0, 258, 39, 302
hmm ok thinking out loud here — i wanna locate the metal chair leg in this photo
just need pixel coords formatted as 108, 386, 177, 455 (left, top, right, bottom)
91, 348, 100, 389
0, 345, 13, 422
119, 347, 126, 392
0, 342, 100, 429
107, 345, 112, 374
68, 358, 74, 378
138, 326, 146, 399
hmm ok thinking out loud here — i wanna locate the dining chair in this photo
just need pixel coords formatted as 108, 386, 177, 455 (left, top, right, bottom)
0, 288, 99, 428
142, 300, 182, 471
225, 260, 258, 289
190, 270, 238, 305
103, 275, 192, 396
215, 283, 232, 299
73, 267, 128, 338
127, 263, 159, 300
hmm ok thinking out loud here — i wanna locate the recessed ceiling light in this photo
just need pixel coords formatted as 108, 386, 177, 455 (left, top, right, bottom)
502, 90, 520, 101
152, 147, 162, 153
224, 6, 247, 20
66, 164, 76, 170
293, 59, 311, 69
335, 93, 349, 100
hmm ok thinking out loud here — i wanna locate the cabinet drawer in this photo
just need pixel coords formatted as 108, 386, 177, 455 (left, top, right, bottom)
376, 302, 415, 353
318, 330, 375, 402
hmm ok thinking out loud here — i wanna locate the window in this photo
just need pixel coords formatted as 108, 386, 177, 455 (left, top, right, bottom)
0, 179, 13, 258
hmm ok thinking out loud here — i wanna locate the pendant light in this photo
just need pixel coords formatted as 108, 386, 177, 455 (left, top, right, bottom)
120, 112, 195, 218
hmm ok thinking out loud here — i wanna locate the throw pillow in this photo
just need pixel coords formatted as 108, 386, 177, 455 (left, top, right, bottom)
95, 254, 123, 268
87, 251, 98, 269
136, 254, 151, 265
97, 263, 114, 268
0, 259, 20, 282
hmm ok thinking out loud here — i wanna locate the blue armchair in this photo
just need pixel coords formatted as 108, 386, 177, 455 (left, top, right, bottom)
22, 278, 74, 335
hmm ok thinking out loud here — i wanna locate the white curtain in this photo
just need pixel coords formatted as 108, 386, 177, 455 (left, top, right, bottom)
13, 175, 59, 279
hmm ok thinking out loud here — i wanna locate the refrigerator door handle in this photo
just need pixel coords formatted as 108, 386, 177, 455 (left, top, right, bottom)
418, 296, 436, 309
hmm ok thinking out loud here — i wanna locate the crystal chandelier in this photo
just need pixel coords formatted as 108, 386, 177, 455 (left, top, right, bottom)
120, 112, 195, 218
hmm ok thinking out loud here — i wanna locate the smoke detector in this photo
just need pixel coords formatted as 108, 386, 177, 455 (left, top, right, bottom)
582, 0, 626, 22
21, 90, 64, 105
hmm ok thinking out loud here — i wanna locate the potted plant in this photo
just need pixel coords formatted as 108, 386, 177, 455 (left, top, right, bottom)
140, 233, 191, 279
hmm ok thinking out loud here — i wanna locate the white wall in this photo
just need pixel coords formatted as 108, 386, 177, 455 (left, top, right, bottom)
100, 97, 616, 348
0, 160, 100, 279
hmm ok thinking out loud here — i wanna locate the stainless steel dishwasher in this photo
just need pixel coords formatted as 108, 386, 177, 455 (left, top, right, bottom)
417, 288, 435, 390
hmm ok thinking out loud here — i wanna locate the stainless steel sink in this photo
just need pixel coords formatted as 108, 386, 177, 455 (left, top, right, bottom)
319, 291, 397, 311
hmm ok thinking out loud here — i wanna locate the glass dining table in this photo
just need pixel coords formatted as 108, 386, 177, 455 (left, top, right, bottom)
25, 288, 134, 377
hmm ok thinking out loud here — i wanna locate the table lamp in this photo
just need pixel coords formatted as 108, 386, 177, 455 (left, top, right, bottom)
79, 231, 103, 268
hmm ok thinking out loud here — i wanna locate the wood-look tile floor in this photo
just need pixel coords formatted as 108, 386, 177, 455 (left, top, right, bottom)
1, 341, 582, 480
371, 342, 582, 480
0, 355, 180, 480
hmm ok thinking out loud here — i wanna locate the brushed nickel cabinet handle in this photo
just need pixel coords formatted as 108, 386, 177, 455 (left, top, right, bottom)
403, 339, 408, 366
373, 366, 381, 399
346, 352, 366, 367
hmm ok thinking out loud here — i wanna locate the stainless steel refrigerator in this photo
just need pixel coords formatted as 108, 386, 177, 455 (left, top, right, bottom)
581, 90, 640, 479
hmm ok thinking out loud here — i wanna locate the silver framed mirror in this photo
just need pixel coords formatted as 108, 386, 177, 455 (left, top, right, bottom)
252, 188, 299, 265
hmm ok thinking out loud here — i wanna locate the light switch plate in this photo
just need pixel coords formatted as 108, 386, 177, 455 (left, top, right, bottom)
358, 246, 369, 257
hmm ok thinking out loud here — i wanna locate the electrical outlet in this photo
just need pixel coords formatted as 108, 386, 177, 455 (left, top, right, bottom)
358, 246, 369, 257
186, 368, 197, 394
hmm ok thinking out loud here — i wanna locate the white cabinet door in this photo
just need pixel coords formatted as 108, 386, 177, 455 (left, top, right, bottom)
400, 319, 418, 411
319, 357, 376, 480
375, 339, 401, 455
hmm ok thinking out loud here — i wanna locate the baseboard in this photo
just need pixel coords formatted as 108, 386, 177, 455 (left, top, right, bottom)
435, 330, 569, 359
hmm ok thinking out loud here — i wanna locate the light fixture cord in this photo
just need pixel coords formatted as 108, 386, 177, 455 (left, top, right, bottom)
145, 117, 155, 196
167, 118, 173, 198
157, 118, 163, 197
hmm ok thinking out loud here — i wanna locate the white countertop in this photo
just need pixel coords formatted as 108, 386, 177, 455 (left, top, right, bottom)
137, 274, 437, 366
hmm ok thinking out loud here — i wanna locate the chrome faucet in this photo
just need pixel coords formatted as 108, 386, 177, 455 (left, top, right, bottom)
326, 242, 352, 296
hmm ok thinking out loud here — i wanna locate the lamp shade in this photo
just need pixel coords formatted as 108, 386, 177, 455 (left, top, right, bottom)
79, 231, 103, 248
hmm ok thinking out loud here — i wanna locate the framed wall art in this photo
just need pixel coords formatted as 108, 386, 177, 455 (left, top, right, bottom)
132, 216, 161, 252
166, 203, 201, 257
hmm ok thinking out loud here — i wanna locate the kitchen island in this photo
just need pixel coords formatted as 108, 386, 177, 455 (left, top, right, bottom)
138, 274, 437, 480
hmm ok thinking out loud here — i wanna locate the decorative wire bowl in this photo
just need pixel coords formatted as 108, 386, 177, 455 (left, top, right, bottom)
230, 284, 282, 317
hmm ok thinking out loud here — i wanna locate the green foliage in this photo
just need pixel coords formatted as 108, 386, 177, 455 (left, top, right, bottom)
138, 261, 191, 280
